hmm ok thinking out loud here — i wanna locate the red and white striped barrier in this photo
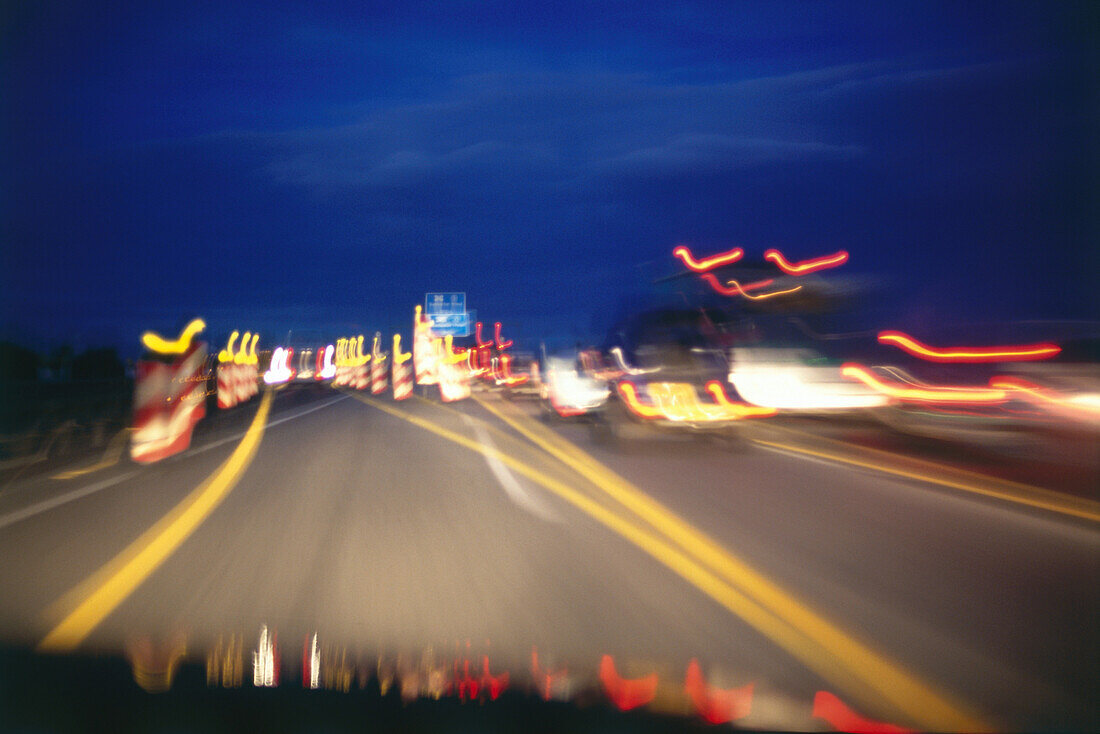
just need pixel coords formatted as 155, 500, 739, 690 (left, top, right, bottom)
370, 334, 388, 395
413, 305, 438, 385
217, 363, 237, 409
234, 362, 252, 404
392, 334, 413, 400
216, 331, 259, 409
131, 324, 208, 464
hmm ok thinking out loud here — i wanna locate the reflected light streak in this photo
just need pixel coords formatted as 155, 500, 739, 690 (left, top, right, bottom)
497, 353, 529, 385
878, 331, 1061, 363
141, 318, 206, 355
672, 244, 744, 271
252, 625, 279, 687
609, 347, 657, 375
813, 690, 913, 734
725, 279, 803, 300
704, 381, 778, 418
599, 655, 658, 711
700, 272, 775, 296
494, 322, 513, 350
481, 656, 509, 700
989, 376, 1100, 419
531, 647, 569, 701
303, 634, 320, 689
617, 382, 664, 419
764, 248, 849, 275
684, 659, 754, 724
841, 363, 1008, 403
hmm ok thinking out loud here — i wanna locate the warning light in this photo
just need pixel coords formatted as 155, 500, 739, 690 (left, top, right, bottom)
764, 248, 849, 275
672, 244, 744, 272
877, 331, 1061, 363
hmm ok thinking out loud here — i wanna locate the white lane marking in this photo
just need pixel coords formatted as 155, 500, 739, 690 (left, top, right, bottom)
461, 415, 562, 523
0, 393, 349, 531
176, 394, 349, 459
0, 470, 143, 531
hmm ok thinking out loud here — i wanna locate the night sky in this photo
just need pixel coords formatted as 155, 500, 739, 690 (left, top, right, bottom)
2, 1, 1096, 356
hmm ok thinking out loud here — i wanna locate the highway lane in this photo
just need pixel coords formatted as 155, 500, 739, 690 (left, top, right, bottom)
481, 393, 1098, 728
0, 383, 1096, 730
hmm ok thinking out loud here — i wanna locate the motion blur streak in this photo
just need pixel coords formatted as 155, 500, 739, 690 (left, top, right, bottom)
877, 331, 1061, 363
813, 690, 913, 734
496, 353, 529, 386
217, 331, 239, 363
263, 347, 294, 384
599, 655, 658, 711
989, 376, 1100, 419
470, 396, 991, 731
481, 656, 509, 700
303, 633, 320, 689
140, 318, 205, 355
253, 625, 279, 687
531, 647, 569, 701
840, 363, 1008, 403
51, 427, 133, 480
764, 249, 850, 275
704, 381, 778, 418
616, 382, 664, 418
724, 279, 803, 300
206, 634, 244, 688
683, 658, 754, 723
127, 634, 187, 693
233, 333, 252, 364
37, 390, 273, 652
319, 344, 336, 379
393, 334, 411, 364
474, 321, 493, 348
494, 322, 513, 349
672, 244, 744, 271
700, 272, 775, 296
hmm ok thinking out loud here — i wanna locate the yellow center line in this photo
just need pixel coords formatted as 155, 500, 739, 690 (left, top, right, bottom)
752, 437, 1100, 523
38, 390, 273, 652
356, 392, 989, 731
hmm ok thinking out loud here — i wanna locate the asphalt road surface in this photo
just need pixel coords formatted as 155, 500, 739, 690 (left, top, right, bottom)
0, 383, 1096, 731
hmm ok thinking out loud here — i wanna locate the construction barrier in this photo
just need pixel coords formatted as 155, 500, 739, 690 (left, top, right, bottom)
131, 321, 208, 464
370, 334, 388, 395
413, 305, 438, 385
438, 336, 471, 402
392, 334, 413, 400
217, 363, 236, 409
216, 331, 259, 409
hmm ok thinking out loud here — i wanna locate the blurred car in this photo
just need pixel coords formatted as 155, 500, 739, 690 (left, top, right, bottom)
587, 308, 774, 446
728, 347, 889, 415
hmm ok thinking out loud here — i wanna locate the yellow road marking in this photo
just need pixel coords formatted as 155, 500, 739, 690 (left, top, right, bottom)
52, 428, 133, 480
752, 437, 1100, 523
357, 392, 989, 731
763, 419, 1094, 498
38, 390, 273, 652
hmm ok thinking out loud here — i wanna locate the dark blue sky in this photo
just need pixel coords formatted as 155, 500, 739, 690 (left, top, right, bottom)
2, 1, 1096, 355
